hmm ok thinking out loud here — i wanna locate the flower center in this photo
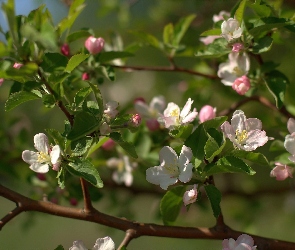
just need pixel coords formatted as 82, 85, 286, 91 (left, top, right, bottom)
165, 159, 179, 177
37, 151, 51, 163
233, 66, 244, 77
169, 108, 180, 124
235, 129, 248, 144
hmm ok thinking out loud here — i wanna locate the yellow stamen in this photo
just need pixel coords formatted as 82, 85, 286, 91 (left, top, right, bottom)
235, 129, 248, 144
37, 152, 50, 163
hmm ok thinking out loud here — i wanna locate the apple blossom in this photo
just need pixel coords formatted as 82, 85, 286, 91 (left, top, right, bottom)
102, 138, 115, 151
218, 52, 250, 86
0, 78, 4, 86
199, 35, 220, 45
199, 105, 216, 123
85, 36, 105, 55
222, 234, 257, 250
221, 110, 269, 151
232, 75, 251, 95
22, 133, 61, 173
13, 62, 23, 69
146, 145, 193, 190
69, 236, 115, 250
284, 118, 295, 162
130, 113, 141, 127
213, 10, 230, 23
61, 43, 70, 56
107, 155, 137, 186
221, 18, 242, 41
232, 42, 244, 52
82, 72, 90, 80
270, 162, 293, 181
158, 98, 198, 130
183, 184, 198, 206
104, 101, 119, 119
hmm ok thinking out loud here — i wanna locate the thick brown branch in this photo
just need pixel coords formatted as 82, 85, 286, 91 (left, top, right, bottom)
0, 184, 294, 249
105, 64, 219, 80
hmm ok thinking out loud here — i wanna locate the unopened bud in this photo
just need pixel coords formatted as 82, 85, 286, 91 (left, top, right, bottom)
232, 75, 250, 95
85, 36, 105, 55
82, 72, 90, 81
130, 114, 141, 127
61, 43, 70, 56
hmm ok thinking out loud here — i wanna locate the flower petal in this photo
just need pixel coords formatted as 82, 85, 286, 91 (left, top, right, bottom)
69, 240, 88, 250
34, 133, 49, 153
181, 109, 198, 124
22, 150, 38, 165
245, 118, 262, 131
93, 236, 115, 250
284, 134, 295, 155
50, 145, 61, 164
146, 166, 178, 190
178, 163, 193, 183
180, 98, 193, 119
236, 234, 255, 247
159, 146, 178, 167
243, 130, 268, 151
287, 118, 295, 134
29, 162, 49, 173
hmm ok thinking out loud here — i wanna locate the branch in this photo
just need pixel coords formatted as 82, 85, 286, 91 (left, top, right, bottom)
0, 184, 294, 249
80, 178, 94, 212
118, 229, 137, 249
105, 64, 219, 80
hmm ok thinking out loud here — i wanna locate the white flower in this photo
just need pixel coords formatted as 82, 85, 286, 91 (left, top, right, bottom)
284, 118, 295, 162
104, 101, 119, 119
221, 110, 269, 151
222, 234, 257, 250
158, 98, 198, 129
107, 155, 137, 186
22, 133, 61, 173
100, 122, 111, 135
146, 145, 194, 190
218, 52, 250, 86
221, 18, 242, 41
134, 95, 166, 119
183, 184, 198, 206
213, 10, 230, 23
69, 236, 115, 250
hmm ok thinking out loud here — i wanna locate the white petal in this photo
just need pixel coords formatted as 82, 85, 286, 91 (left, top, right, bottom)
287, 118, 295, 134
50, 145, 61, 164
220, 121, 235, 139
159, 146, 178, 167
245, 118, 262, 131
179, 145, 193, 165
178, 163, 193, 183
163, 102, 180, 118
134, 101, 151, 117
181, 110, 198, 124
34, 133, 49, 153
22, 150, 38, 165
93, 236, 115, 250
69, 240, 88, 250
150, 95, 166, 113
146, 166, 177, 190
231, 110, 246, 132
29, 162, 49, 173
180, 98, 193, 119
236, 234, 255, 247
237, 53, 250, 74
244, 130, 268, 151
235, 244, 252, 250
284, 134, 295, 155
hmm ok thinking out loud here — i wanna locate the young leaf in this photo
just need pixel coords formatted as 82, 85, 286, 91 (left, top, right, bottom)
67, 111, 100, 141
67, 158, 103, 188
87, 82, 103, 116
204, 184, 221, 218
131, 31, 162, 49
71, 136, 93, 156
42, 94, 56, 108
160, 186, 186, 225
204, 128, 225, 162
41, 53, 68, 73
173, 14, 196, 46
235, 0, 247, 24
252, 36, 273, 54
247, 1, 271, 17
46, 128, 68, 151
195, 39, 230, 58
5, 91, 40, 111
64, 54, 89, 73
264, 70, 289, 108
109, 132, 138, 158
230, 150, 269, 166
163, 23, 174, 46
200, 29, 221, 37
73, 87, 92, 108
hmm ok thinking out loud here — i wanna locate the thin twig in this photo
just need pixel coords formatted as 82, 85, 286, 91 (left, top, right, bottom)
118, 229, 137, 249
80, 178, 94, 212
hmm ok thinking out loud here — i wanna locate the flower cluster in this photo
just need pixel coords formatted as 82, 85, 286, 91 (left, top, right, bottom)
70, 236, 115, 250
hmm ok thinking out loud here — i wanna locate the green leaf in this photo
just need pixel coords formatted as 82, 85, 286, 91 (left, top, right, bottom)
67, 111, 100, 141
205, 156, 256, 175
195, 38, 230, 58
41, 53, 68, 73
230, 150, 269, 166
87, 82, 103, 117
109, 132, 138, 158
264, 70, 289, 108
45, 128, 68, 151
202, 116, 228, 130
269, 140, 285, 152
64, 54, 89, 73
163, 23, 174, 46
160, 186, 186, 225
73, 87, 92, 108
54, 245, 65, 250
185, 124, 207, 160
67, 158, 103, 188
71, 137, 93, 156
97, 51, 134, 63
205, 128, 225, 162
87, 136, 109, 157
5, 91, 40, 111
204, 184, 221, 218
169, 124, 193, 139
2, 0, 18, 49
235, 0, 247, 24
200, 28, 221, 37
247, 1, 271, 17
131, 31, 162, 49
1, 63, 39, 82
67, 30, 91, 43
252, 36, 273, 54
173, 14, 196, 46
57, 167, 66, 189
42, 94, 56, 108
249, 17, 288, 38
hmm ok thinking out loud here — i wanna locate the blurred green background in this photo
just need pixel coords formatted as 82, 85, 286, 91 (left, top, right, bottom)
1, 0, 295, 249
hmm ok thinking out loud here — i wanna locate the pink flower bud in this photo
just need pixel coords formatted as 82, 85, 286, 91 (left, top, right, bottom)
232, 75, 250, 95
199, 35, 220, 45
61, 43, 70, 56
37, 173, 46, 181
70, 198, 78, 206
84, 36, 105, 55
232, 42, 244, 52
199, 105, 216, 123
146, 119, 160, 131
183, 185, 198, 206
0, 78, 4, 86
82, 72, 90, 81
13, 62, 23, 69
102, 139, 115, 151
134, 97, 146, 104
131, 114, 141, 127
270, 162, 293, 181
